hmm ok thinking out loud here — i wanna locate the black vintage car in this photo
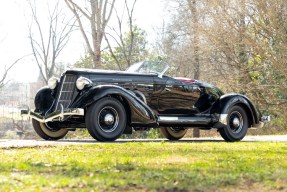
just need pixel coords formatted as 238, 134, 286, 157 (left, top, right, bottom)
21, 60, 270, 142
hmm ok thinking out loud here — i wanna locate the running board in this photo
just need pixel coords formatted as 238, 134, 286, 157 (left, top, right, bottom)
158, 116, 213, 126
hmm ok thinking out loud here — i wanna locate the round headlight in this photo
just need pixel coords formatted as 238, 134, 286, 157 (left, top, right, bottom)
76, 76, 92, 90
48, 77, 59, 89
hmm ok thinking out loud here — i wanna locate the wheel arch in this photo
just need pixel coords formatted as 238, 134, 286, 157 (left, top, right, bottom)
107, 94, 132, 125
213, 93, 261, 128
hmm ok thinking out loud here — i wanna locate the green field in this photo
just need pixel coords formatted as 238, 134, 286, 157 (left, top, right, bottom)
0, 141, 287, 191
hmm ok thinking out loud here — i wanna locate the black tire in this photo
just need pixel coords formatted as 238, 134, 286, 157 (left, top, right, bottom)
32, 119, 68, 140
159, 127, 187, 140
219, 105, 248, 142
86, 97, 127, 141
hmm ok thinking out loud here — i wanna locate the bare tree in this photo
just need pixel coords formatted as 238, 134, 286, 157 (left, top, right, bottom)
104, 0, 137, 69
0, 55, 30, 88
28, 0, 75, 84
65, 0, 115, 68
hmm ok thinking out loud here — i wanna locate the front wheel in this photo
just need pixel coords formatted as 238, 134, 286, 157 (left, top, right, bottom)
159, 127, 187, 140
219, 105, 249, 142
32, 119, 68, 140
86, 97, 127, 142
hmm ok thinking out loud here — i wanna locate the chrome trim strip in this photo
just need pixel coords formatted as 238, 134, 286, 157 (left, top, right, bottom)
158, 116, 212, 125
158, 116, 178, 121
55, 75, 67, 110
21, 108, 84, 123
158, 65, 170, 78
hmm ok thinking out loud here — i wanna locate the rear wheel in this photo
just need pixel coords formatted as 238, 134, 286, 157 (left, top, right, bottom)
86, 97, 127, 141
219, 105, 248, 142
32, 119, 68, 140
159, 127, 187, 140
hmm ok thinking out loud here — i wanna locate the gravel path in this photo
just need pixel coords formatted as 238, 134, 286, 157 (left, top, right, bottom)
1, 135, 287, 148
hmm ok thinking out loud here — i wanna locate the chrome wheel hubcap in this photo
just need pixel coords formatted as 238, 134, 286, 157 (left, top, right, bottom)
232, 117, 240, 128
98, 106, 119, 133
229, 111, 244, 134
104, 114, 115, 125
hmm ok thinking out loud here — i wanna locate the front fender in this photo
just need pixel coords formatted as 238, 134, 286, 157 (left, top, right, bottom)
34, 86, 55, 115
212, 93, 261, 127
70, 85, 158, 126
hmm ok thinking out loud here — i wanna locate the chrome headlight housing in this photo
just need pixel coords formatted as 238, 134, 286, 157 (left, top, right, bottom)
48, 77, 59, 89
76, 76, 92, 90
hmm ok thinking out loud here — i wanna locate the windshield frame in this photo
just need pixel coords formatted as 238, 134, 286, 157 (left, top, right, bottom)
126, 60, 170, 78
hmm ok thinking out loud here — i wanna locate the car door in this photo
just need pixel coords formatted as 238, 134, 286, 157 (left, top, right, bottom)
156, 77, 201, 116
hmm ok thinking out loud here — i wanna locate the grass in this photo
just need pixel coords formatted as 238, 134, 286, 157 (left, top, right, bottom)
0, 141, 287, 191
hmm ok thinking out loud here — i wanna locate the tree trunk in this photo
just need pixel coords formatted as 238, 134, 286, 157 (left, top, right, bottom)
65, 0, 115, 69
189, 0, 200, 138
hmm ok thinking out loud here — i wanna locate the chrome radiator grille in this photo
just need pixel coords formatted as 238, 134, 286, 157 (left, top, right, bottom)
55, 74, 77, 111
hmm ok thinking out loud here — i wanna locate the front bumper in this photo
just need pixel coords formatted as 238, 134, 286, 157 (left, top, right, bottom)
20, 108, 84, 123
261, 115, 271, 123
252, 115, 271, 129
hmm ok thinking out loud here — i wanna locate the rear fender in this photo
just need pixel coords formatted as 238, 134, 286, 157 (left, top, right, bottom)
70, 85, 158, 126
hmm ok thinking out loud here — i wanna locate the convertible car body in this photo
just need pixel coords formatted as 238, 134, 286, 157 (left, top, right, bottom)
21, 60, 270, 141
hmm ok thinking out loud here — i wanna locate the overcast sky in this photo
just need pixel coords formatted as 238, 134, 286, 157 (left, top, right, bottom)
0, 0, 167, 83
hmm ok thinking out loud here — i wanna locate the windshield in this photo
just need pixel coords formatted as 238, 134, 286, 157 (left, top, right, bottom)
126, 60, 170, 77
